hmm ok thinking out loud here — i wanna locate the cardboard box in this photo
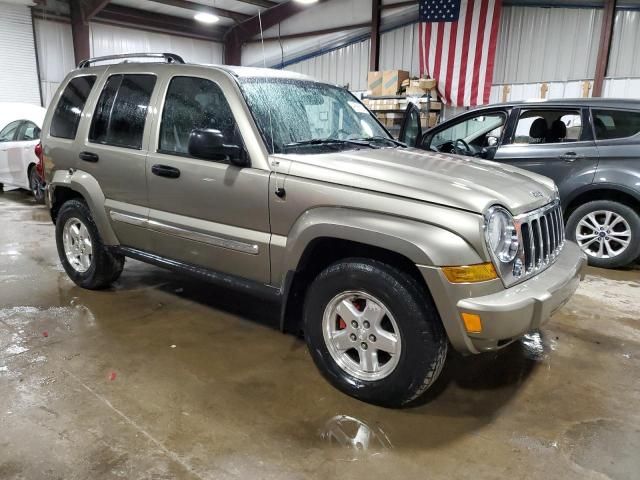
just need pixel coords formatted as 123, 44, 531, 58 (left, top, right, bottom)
406, 86, 427, 97
382, 70, 410, 95
420, 112, 438, 128
367, 71, 383, 96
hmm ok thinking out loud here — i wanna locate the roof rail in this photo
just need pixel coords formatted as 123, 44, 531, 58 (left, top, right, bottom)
77, 52, 185, 69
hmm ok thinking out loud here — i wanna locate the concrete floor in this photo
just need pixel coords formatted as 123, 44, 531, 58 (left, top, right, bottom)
0, 190, 638, 480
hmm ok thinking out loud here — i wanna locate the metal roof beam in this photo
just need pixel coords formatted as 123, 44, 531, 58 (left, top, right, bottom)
233, 0, 279, 7
146, 0, 250, 23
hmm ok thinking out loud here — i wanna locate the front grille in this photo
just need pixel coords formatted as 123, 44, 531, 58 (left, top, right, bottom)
517, 202, 565, 274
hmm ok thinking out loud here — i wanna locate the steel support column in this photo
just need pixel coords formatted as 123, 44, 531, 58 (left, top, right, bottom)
369, 0, 381, 72
593, 0, 617, 97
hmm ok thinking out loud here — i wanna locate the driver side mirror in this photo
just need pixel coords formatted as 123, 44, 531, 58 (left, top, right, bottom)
188, 129, 248, 167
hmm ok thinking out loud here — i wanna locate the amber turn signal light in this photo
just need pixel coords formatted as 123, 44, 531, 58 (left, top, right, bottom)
442, 263, 498, 283
461, 313, 482, 334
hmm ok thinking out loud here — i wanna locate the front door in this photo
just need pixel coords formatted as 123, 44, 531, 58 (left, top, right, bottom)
399, 103, 422, 147
145, 74, 271, 284
494, 107, 599, 201
0, 120, 22, 187
14, 121, 41, 188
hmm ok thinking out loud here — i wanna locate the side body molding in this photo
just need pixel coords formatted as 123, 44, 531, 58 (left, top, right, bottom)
49, 169, 119, 246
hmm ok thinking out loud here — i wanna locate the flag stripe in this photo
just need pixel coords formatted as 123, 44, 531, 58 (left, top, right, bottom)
419, 0, 502, 107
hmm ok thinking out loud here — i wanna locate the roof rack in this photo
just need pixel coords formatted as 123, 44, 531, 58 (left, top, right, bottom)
77, 52, 185, 69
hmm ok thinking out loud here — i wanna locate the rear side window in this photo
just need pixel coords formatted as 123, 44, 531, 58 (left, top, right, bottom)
592, 109, 640, 140
513, 109, 582, 144
89, 74, 156, 150
51, 76, 96, 139
18, 121, 40, 141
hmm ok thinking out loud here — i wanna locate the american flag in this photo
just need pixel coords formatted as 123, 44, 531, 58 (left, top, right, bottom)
418, 0, 503, 107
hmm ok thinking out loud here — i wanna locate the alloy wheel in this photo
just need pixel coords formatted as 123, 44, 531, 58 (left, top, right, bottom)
322, 290, 401, 381
62, 217, 93, 273
575, 210, 631, 259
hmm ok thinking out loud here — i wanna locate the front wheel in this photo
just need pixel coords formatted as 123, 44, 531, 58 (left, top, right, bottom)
566, 200, 640, 269
29, 167, 45, 203
55, 199, 125, 289
304, 258, 447, 408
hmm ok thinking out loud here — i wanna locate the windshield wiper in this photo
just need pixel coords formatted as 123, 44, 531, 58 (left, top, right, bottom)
353, 136, 406, 147
283, 138, 378, 151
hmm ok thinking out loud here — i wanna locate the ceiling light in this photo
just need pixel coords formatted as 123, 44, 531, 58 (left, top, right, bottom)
194, 12, 220, 24
293, 0, 319, 4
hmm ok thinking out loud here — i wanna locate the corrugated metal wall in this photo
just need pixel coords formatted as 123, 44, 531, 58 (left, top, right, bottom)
494, 6, 602, 84
34, 19, 75, 107
608, 9, 640, 77
285, 39, 371, 90
379, 23, 419, 76
0, 3, 41, 105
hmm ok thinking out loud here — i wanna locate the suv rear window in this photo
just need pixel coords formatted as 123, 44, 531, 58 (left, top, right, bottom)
592, 109, 640, 140
89, 74, 156, 150
50, 76, 96, 139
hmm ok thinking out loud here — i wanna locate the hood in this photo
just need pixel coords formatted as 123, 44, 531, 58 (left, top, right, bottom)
278, 147, 557, 216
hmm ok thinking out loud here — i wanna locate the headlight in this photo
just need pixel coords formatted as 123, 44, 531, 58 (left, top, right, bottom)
485, 206, 519, 263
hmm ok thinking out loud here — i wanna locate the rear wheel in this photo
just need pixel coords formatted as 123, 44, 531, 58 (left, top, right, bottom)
566, 200, 640, 269
304, 258, 447, 407
56, 199, 124, 289
29, 166, 45, 203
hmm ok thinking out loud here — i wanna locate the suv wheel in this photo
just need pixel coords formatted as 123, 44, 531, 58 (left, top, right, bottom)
56, 199, 125, 289
304, 258, 447, 407
29, 167, 45, 203
566, 200, 640, 269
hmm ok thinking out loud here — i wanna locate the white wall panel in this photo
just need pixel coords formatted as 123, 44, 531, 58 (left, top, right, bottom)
89, 23, 223, 65
379, 23, 419, 76
0, 2, 41, 105
34, 19, 74, 106
285, 39, 370, 90
494, 6, 602, 84
608, 9, 640, 78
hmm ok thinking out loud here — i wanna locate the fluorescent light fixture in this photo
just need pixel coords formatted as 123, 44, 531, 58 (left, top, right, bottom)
194, 12, 220, 24
294, 0, 319, 4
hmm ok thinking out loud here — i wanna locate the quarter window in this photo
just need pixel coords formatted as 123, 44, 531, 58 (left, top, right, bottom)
592, 109, 640, 140
0, 120, 21, 142
159, 76, 240, 159
513, 109, 582, 144
89, 74, 156, 150
51, 76, 96, 139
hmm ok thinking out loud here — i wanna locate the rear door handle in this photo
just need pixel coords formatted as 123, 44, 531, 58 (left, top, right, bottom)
79, 151, 99, 163
151, 164, 181, 179
559, 152, 583, 162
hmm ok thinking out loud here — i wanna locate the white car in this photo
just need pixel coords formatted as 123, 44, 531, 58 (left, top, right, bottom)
0, 103, 47, 202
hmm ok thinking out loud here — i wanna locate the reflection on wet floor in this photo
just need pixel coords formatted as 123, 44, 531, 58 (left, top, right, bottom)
1, 190, 639, 480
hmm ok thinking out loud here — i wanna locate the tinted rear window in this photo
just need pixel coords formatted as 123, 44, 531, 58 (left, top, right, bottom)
89, 74, 156, 150
51, 76, 96, 139
593, 109, 640, 140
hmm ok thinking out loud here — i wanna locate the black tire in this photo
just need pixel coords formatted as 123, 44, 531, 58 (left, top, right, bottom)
566, 200, 640, 269
28, 166, 45, 204
303, 258, 447, 408
55, 199, 124, 289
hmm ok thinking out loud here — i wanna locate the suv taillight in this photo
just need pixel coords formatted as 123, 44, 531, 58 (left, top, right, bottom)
35, 142, 44, 177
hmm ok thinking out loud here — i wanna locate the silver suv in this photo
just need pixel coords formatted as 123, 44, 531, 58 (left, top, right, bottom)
41, 54, 586, 407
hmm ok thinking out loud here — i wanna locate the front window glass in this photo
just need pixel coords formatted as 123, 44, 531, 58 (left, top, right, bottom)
592, 109, 640, 140
514, 109, 582, 144
159, 76, 239, 159
239, 78, 389, 154
0, 120, 21, 142
431, 113, 505, 153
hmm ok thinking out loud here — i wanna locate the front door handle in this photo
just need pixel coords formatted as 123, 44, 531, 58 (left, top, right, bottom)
79, 151, 99, 163
559, 152, 583, 162
151, 164, 181, 179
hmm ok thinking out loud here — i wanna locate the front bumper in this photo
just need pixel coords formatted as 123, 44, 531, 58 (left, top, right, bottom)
419, 241, 587, 354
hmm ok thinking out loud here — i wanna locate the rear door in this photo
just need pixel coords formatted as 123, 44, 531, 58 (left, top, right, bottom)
78, 71, 159, 251
0, 120, 22, 186
493, 107, 598, 201
590, 108, 640, 192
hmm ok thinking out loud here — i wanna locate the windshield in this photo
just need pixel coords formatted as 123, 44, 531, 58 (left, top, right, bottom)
239, 78, 391, 154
